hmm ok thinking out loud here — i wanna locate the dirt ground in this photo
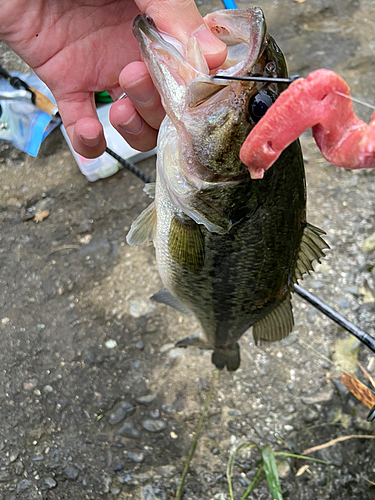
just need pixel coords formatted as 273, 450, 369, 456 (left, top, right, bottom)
1, 0, 375, 499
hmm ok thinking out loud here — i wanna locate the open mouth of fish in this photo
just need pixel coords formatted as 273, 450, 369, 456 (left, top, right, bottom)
132, 8, 269, 109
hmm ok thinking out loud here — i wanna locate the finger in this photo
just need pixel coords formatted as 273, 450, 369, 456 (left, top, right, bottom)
119, 61, 165, 130
58, 93, 106, 158
135, 0, 227, 69
109, 97, 158, 152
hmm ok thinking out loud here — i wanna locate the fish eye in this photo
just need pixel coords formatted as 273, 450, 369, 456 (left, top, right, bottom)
248, 91, 275, 123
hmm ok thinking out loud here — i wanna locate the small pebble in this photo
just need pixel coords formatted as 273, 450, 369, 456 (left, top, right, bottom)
65, 465, 79, 480
303, 408, 320, 423
277, 461, 291, 479
142, 420, 166, 432
136, 395, 157, 404
169, 348, 185, 358
108, 402, 135, 425
140, 485, 167, 500
105, 339, 117, 349
136, 340, 144, 350
43, 477, 57, 489
129, 299, 155, 318
128, 451, 144, 463
161, 405, 176, 413
117, 423, 140, 439
301, 388, 334, 405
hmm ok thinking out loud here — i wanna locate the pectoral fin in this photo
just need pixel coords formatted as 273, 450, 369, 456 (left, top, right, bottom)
293, 223, 329, 282
253, 293, 294, 344
168, 215, 205, 271
126, 202, 156, 247
143, 183, 156, 199
151, 288, 191, 315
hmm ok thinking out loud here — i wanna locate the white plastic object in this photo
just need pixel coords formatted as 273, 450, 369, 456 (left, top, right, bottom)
60, 103, 157, 181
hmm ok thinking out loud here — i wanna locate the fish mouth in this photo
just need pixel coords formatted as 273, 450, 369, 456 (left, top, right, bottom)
132, 10, 268, 103
133, 15, 166, 47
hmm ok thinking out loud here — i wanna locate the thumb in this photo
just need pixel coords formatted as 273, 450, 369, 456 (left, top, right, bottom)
135, 0, 227, 69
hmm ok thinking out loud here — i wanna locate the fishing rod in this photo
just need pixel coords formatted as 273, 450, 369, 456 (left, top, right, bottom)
0, 64, 60, 119
105, 147, 154, 184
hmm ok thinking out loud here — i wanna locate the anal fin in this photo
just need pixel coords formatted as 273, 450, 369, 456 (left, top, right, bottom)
126, 202, 156, 247
253, 293, 294, 345
151, 288, 191, 315
176, 332, 208, 348
293, 223, 329, 282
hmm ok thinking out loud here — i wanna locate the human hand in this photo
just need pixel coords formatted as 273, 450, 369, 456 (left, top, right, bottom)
0, 0, 226, 158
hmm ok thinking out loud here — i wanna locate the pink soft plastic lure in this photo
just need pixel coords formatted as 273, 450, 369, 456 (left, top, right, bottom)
239, 69, 375, 179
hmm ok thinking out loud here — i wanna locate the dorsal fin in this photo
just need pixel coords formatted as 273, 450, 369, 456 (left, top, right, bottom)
126, 202, 156, 246
253, 293, 294, 345
293, 223, 329, 283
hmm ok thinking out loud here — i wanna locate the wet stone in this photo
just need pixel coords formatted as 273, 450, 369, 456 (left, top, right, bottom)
334, 297, 350, 309
137, 394, 157, 404
301, 388, 334, 405
43, 477, 57, 489
142, 419, 166, 432
128, 451, 145, 463
136, 340, 144, 350
0, 471, 12, 483
65, 465, 79, 480
108, 402, 135, 425
303, 408, 320, 423
140, 484, 167, 500
17, 479, 32, 492
277, 461, 291, 479
117, 422, 140, 439
129, 299, 155, 318
156, 465, 177, 478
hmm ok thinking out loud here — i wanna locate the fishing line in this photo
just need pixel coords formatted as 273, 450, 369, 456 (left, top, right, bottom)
333, 90, 375, 111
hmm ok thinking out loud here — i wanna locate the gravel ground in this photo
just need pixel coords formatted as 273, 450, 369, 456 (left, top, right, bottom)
1, 1, 375, 499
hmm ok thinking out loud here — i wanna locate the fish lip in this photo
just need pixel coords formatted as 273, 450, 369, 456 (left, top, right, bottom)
132, 14, 159, 44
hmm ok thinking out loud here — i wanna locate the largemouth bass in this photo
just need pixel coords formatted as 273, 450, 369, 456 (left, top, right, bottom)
127, 9, 328, 371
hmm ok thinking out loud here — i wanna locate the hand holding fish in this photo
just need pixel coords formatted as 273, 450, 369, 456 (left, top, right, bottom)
0, 0, 226, 158
239, 69, 375, 179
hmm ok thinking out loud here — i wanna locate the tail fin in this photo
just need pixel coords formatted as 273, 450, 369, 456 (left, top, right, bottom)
212, 343, 240, 371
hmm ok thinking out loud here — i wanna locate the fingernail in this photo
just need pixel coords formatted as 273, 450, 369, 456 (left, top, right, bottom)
81, 133, 101, 147
126, 76, 155, 105
120, 113, 144, 135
